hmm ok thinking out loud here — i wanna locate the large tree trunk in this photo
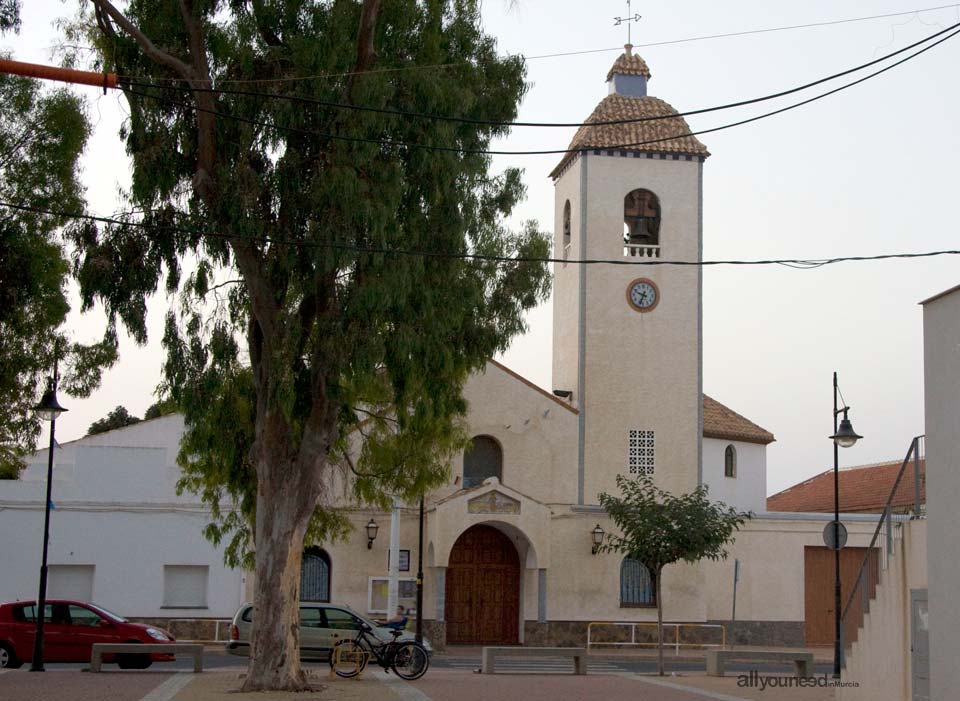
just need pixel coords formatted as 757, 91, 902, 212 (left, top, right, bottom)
656, 567, 664, 676
241, 447, 323, 691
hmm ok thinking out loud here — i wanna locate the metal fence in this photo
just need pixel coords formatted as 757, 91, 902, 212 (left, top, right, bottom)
586, 621, 726, 655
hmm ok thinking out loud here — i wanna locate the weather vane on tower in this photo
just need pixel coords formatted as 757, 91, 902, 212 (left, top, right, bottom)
614, 0, 641, 46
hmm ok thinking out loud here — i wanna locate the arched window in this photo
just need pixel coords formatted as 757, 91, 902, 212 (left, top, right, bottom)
562, 200, 572, 247
463, 435, 503, 488
724, 445, 737, 478
623, 189, 661, 246
620, 558, 655, 607
301, 548, 331, 602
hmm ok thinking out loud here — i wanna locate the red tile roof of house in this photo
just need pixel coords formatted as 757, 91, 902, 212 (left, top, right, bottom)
702, 395, 776, 445
766, 458, 926, 514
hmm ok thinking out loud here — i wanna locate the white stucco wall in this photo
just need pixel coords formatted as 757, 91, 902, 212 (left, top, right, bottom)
922, 284, 960, 701
0, 415, 243, 619
702, 437, 767, 513
839, 520, 927, 701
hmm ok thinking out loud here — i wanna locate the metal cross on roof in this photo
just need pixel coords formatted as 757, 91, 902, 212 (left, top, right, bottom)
614, 0, 642, 44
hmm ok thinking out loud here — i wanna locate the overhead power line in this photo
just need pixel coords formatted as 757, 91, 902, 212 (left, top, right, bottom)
126, 3, 960, 85
119, 23, 960, 158
525, 2, 960, 60
124, 19, 960, 129
3, 200, 958, 270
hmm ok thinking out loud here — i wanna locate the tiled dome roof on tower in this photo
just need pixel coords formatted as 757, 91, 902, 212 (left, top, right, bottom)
550, 46, 709, 179
606, 51, 651, 80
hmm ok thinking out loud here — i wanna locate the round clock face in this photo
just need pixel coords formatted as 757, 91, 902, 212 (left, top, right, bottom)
626, 278, 659, 313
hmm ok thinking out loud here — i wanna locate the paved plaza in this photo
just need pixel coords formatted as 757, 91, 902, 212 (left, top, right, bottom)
0, 648, 849, 701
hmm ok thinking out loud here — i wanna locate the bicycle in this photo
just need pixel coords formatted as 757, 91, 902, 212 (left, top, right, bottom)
329, 623, 430, 680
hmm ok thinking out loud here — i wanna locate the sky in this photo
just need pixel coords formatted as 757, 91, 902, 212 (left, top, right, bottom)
5, 1, 959, 495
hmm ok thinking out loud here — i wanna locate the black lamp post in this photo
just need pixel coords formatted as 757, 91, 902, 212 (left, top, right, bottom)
829, 371, 862, 679
30, 366, 67, 672
415, 495, 424, 644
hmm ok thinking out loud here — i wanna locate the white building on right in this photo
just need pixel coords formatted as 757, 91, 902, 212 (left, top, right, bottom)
922, 283, 960, 701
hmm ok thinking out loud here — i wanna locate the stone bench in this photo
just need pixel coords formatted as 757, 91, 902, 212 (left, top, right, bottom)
90, 643, 204, 672
706, 649, 814, 677
481, 646, 588, 675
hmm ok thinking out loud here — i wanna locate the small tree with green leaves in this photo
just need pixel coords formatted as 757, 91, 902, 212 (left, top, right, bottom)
598, 475, 751, 676
87, 405, 141, 435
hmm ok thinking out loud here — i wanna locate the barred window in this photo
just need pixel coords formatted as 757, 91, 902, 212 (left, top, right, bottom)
620, 558, 655, 607
628, 429, 655, 475
301, 548, 331, 602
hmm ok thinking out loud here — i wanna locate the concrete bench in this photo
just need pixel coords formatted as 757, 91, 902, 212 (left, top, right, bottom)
481, 646, 588, 675
90, 643, 204, 672
706, 649, 814, 677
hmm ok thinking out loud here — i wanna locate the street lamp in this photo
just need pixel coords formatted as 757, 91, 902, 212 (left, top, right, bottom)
366, 518, 379, 549
591, 524, 605, 554
30, 370, 67, 672
829, 371, 861, 680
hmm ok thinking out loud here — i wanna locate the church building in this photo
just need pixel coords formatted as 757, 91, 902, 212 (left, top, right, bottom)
319, 46, 814, 649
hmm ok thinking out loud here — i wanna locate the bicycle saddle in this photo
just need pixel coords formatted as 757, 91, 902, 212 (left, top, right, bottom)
390, 629, 403, 638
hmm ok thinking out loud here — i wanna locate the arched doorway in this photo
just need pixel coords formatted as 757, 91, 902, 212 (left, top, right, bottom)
445, 524, 520, 644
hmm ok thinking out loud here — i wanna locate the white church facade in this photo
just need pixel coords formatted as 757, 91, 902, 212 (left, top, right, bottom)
0, 47, 888, 649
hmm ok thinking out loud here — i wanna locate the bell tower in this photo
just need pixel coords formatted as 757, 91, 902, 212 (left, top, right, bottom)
551, 46, 709, 504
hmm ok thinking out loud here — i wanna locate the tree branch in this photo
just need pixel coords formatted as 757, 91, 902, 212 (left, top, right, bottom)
347, 0, 381, 100
90, 0, 197, 83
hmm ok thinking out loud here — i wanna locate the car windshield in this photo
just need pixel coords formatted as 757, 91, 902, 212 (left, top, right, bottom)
87, 604, 127, 623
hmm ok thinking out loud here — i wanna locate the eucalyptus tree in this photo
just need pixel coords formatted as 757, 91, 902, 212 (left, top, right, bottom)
78, 0, 550, 690
599, 475, 751, 676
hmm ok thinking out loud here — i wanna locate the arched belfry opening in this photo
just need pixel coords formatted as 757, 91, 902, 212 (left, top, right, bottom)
445, 524, 520, 645
623, 188, 661, 257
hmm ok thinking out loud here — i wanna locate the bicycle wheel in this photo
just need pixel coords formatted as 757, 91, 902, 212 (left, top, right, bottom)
330, 639, 368, 678
391, 642, 429, 680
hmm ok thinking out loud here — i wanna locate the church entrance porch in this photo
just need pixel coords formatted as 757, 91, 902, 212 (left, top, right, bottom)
445, 524, 520, 645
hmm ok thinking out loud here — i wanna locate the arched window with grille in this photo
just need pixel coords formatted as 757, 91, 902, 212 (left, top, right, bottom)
620, 557, 655, 607
463, 435, 503, 488
301, 548, 331, 602
724, 444, 737, 478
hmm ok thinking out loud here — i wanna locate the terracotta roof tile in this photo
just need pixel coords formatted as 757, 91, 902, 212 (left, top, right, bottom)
550, 95, 710, 178
766, 459, 926, 514
606, 51, 651, 81
702, 395, 776, 445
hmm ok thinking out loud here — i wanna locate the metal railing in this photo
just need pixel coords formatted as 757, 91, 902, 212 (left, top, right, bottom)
840, 435, 925, 655
587, 621, 726, 655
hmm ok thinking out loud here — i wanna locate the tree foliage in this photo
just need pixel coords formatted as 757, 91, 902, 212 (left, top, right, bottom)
87, 405, 142, 435
599, 475, 751, 675
77, 0, 550, 690
0, 6, 117, 479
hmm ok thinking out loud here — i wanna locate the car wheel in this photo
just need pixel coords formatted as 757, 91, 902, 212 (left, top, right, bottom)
0, 643, 22, 669
116, 641, 152, 670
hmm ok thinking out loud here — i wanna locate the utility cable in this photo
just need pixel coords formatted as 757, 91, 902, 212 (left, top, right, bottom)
118, 23, 960, 158
4, 200, 958, 270
123, 3, 960, 86
122, 19, 960, 129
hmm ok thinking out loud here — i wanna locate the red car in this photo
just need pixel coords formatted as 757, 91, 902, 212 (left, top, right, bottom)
0, 600, 176, 669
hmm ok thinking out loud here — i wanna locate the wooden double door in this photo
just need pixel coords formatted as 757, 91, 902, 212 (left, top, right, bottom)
445, 525, 520, 645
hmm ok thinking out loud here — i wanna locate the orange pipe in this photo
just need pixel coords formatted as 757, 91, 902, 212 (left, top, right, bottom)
0, 58, 117, 90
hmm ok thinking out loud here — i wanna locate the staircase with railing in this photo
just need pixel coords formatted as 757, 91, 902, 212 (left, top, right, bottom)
838, 435, 927, 701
